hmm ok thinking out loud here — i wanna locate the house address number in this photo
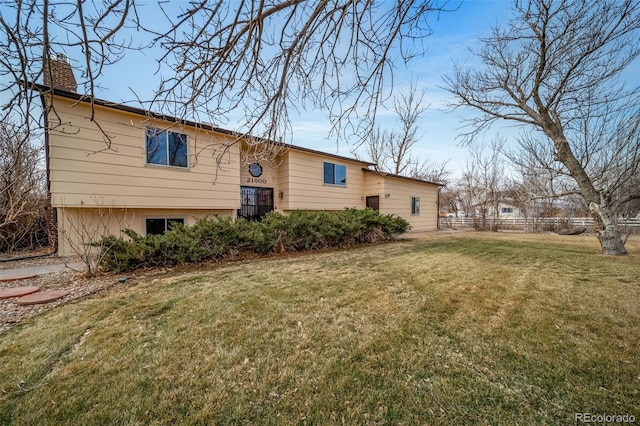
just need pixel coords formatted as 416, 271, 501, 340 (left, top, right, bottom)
246, 177, 267, 184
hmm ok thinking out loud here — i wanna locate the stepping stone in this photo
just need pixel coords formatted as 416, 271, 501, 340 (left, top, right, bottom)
0, 273, 38, 283
16, 290, 69, 306
0, 286, 40, 300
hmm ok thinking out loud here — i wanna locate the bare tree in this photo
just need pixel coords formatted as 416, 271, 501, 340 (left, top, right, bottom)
438, 186, 459, 217
1, 1, 450, 157
444, 0, 640, 255
366, 82, 428, 175
59, 197, 134, 277
355, 81, 451, 183
502, 171, 560, 232
503, 146, 576, 231
409, 159, 451, 185
457, 139, 506, 231
0, 121, 47, 253
0, 1, 135, 145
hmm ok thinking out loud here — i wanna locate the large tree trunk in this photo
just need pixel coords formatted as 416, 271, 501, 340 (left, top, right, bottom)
589, 202, 628, 256
545, 126, 629, 256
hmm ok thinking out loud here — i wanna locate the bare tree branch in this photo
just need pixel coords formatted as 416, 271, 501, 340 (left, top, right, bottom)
444, 0, 640, 255
353, 80, 450, 183
0, 120, 47, 253
1, 1, 453, 167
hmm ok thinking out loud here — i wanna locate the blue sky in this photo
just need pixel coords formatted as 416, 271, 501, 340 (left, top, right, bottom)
291, 0, 515, 174
104, 1, 516, 176
1, 0, 517, 176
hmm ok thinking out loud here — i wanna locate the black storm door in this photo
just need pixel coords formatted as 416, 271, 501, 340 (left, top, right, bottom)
239, 186, 274, 220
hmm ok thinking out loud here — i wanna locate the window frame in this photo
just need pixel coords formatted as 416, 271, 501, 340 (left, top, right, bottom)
322, 161, 347, 186
411, 197, 420, 215
145, 218, 185, 235
145, 127, 189, 168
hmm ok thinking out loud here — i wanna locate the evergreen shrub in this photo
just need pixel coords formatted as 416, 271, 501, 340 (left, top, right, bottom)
98, 209, 410, 272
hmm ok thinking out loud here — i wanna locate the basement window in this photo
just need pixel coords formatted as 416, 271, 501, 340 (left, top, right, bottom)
146, 218, 184, 235
146, 128, 188, 167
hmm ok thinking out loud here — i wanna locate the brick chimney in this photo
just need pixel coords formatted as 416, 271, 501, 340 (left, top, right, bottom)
43, 53, 77, 93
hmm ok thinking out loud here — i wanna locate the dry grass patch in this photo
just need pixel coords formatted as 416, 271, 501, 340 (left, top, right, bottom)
1, 232, 639, 424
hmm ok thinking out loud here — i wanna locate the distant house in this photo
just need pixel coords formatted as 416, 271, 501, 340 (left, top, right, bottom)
464, 200, 524, 220
496, 201, 524, 219
37, 57, 442, 256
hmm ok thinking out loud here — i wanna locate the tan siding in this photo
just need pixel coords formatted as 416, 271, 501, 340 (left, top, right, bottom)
49, 157, 238, 185
285, 150, 367, 210
51, 182, 238, 209
47, 96, 240, 209
51, 170, 239, 192
277, 154, 291, 211
377, 177, 439, 231
363, 174, 386, 200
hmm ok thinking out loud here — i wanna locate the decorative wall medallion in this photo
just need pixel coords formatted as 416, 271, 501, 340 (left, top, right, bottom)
249, 163, 263, 177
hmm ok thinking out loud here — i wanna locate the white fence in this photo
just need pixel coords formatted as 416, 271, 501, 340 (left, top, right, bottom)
440, 217, 640, 233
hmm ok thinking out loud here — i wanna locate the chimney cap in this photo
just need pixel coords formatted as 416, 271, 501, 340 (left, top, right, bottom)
52, 53, 70, 64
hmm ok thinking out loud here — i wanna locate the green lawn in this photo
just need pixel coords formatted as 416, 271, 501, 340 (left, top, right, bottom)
1, 232, 639, 425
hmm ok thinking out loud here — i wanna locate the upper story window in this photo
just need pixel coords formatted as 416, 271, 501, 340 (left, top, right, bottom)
146, 128, 188, 167
323, 161, 347, 186
501, 207, 513, 214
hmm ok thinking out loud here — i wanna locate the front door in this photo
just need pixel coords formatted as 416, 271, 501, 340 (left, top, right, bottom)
239, 186, 274, 220
366, 196, 380, 211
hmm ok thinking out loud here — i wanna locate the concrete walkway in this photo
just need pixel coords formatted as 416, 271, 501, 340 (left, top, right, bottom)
0, 263, 85, 282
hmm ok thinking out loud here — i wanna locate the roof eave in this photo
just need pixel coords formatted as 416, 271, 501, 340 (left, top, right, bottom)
33, 83, 376, 166
362, 168, 445, 186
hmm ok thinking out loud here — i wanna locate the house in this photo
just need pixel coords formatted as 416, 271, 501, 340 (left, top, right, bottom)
463, 200, 524, 220
496, 201, 524, 219
37, 57, 442, 256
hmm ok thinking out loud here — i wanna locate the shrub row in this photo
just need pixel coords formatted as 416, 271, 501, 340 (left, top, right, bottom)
97, 209, 410, 272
